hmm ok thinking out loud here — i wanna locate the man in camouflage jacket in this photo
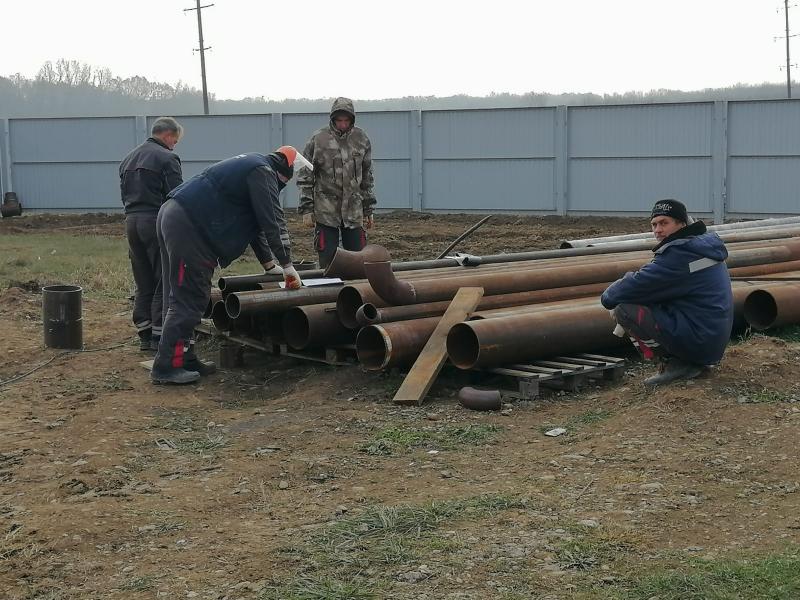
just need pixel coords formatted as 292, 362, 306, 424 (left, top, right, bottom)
297, 97, 376, 268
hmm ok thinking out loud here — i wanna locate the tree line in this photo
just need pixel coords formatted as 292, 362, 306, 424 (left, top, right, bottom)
0, 58, 794, 118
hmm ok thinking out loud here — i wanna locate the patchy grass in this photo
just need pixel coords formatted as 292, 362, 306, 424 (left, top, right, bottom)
119, 576, 157, 591
768, 325, 800, 344
720, 383, 797, 404
568, 408, 612, 428
176, 434, 227, 455
359, 423, 501, 455
623, 549, 800, 599
265, 495, 527, 598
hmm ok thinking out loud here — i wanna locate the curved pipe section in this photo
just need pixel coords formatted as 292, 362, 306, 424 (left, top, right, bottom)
363, 260, 417, 305
458, 387, 502, 411
323, 244, 392, 279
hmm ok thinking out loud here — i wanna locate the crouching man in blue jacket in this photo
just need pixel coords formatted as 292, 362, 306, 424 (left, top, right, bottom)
601, 199, 734, 387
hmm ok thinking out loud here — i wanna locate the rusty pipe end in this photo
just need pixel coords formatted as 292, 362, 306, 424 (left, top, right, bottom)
447, 322, 480, 370
338, 286, 369, 329
743, 289, 778, 330
458, 387, 502, 411
355, 303, 380, 327
283, 307, 310, 349
225, 293, 243, 319
211, 301, 232, 331
323, 244, 391, 279
356, 325, 392, 370
363, 260, 416, 305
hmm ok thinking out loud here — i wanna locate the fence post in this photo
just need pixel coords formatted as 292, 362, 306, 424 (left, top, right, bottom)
410, 110, 423, 212
711, 101, 728, 223
554, 105, 568, 216
135, 116, 147, 145
1, 118, 12, 195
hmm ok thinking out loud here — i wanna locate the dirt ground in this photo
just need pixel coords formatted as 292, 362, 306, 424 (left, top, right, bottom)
1, 212, 799, 600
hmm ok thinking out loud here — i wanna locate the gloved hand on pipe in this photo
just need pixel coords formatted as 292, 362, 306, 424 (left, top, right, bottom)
283, 265, 302, 290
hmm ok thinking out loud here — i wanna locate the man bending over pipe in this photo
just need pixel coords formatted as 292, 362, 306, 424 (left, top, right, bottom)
601, 199, 734, 387
151, 146, 312, 385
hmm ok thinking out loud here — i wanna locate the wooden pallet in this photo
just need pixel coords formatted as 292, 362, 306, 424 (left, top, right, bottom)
196, 323, 356, 367
485, 353, 626, 400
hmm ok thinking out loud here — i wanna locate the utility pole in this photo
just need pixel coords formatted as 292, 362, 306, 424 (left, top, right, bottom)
785, 0, 792, 98
184, 0, 213, 114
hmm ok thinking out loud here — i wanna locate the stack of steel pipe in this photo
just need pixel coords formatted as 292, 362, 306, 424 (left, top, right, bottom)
196, 220, 800, 367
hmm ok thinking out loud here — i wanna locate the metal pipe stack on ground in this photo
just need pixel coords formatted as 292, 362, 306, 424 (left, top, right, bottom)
201, 221, 800, 372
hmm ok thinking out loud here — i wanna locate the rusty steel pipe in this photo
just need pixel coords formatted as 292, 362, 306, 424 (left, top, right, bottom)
218, 262, 324, 292
282, 303, 356, 350
356, 298, 603, 371
561, 216, 800, 248
447, 304, 629, 370
226, 285, 345, 318
363, 242, 800, 306
743, 283, 800, 330
204, 288, 223, 318
323, 244, 392, 279
211, 301, 233, 331
354, 282, 610, 326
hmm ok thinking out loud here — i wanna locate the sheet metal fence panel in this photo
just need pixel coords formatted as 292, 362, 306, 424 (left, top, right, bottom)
726, 99, 800, 217
9, 116, 137, 211
422, 107, 557, 211
3, 100, 800, 218
567, 102, 715, 215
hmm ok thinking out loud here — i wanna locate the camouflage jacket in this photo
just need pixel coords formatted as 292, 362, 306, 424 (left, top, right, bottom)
297, 97, 376, 229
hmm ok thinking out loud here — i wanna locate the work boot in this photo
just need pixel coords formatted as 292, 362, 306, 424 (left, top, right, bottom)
184, 349, 217, 376
643, 356, 703, 388
150, 366, 201, 385
149, 335, 161, 351
137, 329, 153, 352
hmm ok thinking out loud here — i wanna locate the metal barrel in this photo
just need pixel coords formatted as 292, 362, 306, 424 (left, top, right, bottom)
42, 285, 83, 349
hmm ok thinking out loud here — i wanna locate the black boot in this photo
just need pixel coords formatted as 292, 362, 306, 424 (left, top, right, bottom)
183, 348, 217, 376
149, 335, 161, 351
644, 356, 703, 387
137, 329, 153, 352
151, 366, 201, 385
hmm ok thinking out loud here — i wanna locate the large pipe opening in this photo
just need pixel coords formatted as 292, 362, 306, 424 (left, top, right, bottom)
283, 308, 311, 349
225, 294, 242, 319
211, 302, 232, 331
446, 323, 481, 370
355, 302, 379, 326
338, 286, 369, 329
356, 325, 391, 370
743, 289, 778, 330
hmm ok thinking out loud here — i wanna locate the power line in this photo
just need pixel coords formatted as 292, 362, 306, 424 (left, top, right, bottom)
184, 0, 214, 115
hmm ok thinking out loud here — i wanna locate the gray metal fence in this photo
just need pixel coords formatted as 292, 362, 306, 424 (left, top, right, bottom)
2, 99, 799, 220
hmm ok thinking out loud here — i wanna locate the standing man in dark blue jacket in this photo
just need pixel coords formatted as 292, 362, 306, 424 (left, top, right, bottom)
151, 146, 311, 385
601, 199, 734, 387
120, 117, 184, 351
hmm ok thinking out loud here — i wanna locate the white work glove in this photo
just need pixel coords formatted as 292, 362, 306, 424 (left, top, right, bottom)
262, 262, 284, 275
283, 265, 302, 290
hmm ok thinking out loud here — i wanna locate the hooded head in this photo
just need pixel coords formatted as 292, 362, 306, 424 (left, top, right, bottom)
330, 97, 356, 133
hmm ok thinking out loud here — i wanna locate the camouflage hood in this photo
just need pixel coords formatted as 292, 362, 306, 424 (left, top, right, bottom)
329, 97, 356, 129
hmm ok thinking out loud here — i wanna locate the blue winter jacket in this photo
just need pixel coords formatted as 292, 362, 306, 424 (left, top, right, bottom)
168, 153, 290, 268
600, 222, 734, 365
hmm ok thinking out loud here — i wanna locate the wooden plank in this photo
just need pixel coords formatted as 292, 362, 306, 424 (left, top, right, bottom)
552, 356, 608, 367
533, 360, 589, 370
489, 367, 549, 380
576, 353, 625, 363
393, 287, 484, 406
508, 363, 565, 374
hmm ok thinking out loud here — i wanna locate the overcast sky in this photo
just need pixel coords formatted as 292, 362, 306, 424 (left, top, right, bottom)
1, 0, 793, 100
